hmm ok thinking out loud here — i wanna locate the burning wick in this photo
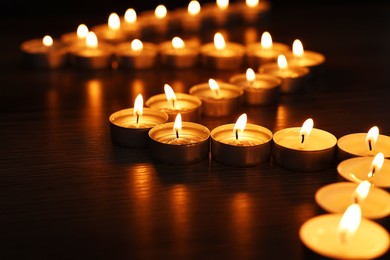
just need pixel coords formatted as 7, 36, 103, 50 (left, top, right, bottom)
233, 113, 247, 141
133, 94, 143, 127
174, 113, 182, 139
299, 118, 314, 146
367, 152, 384, 180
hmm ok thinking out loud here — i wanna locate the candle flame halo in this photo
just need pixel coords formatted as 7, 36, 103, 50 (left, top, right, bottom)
108, 12, 121, 30
164, 84, 177, 108
261, 31, 273, 49
208, 78, 220, 97
125, 8, 137, 23
366, 126, 379, 151
337, 203, 361, 244
246, 0, 259, 7
368, 152, 385, 179
299, 118, 314, 144
174, 113, 182, 138
131, 39, 143, 51
76, 24, 89, 39
293, 39, 304, 57
42, 35, 53, 47
188, 0, 201, 16
214, 32, 226, 50
246, 68, 256, 82
86, 32, 98, 48
277, 54, 288, 70
133, 93, 143, 117
172, 37, 185, 49
155, 5, 167, 19
234, 113, 247, 140
217, 0, 229, 10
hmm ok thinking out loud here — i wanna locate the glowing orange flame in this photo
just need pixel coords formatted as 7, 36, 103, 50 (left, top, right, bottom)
188, 0, 201, 16
293, 39, 304, 57
131, 39, 143, 51
155, 5, 167, 19
337, 203, 361, 244
214, 32, 226, 50
261, 31, 273, 49
125, 8, 137, 23
366, 126, 379, 151
233, 113, 247, 139
277, 54, 288, 70
246, 68, 256, 82
299, 118, 314, 144
86, 32, 98, 48
42, 35, 53, 47
108, 13, 120, 30
76, 24, 89, 39
172, 37, 185, 49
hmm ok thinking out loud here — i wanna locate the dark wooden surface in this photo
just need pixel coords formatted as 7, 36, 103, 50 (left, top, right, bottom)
1, 2, 390, 259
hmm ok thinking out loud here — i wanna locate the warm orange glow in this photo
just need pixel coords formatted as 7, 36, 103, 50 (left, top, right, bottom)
277, 54, 288, 70
164, 84, 177, 108
133, 94, 143, 117
246, 0, 259, 7
368, 152, 385, 178
293, 39, 304, 57
86, 32, 98, 48
261, 31, 273, 49
233, 113, 247, 139
217, 0, 229, 10
124, 8, 137, 23
299, 118, 314, 144
108, 13, 120, 30
366, 126, 379, 151
214, 32, 226, 50
155, 5, 167, 19
188, 0, 201, 16
42, 35, 53, 47
353, 180, 371, 203
174, 113, 182, 136
131, 39, 143, 51
246, 68, 256, 82
172, 37, 185, 49
337, 203, 361, 244
208, 78, 220, 97
76, 24, 89, 39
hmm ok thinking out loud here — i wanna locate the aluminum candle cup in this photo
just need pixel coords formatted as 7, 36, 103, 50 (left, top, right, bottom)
299, 212, 390, 260
158, 39, 200, 68
189, 81, 243, 117
246, 42, 289, 68
200, 42, 245, 70
337, 133, 390, 161
145, 93, 202, 122
229, 72, 281, 106
148, 122, 210, 165
272, 127, 337, 172
109, 108, 169, 148
315, 182, 390, 219
211, 124, 273, 166
115, 41, 158, 69
20, 37, 68, 69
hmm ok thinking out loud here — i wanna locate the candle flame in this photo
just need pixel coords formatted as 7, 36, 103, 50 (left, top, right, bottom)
366, 126, 379, 151
86, 32, 98, 48
131, 39, 143, 51
42, 35, 53, 47
233, 113, 247, 140
174, 113, 182, 138
164, 84, 177, 108
261, 31, 273, 49
133, 93, 143, 118
124, 8, 137, 23
214, 32, 226, 50
172, 37, 185, 49
76, 24, 89, 39
188, 0, 201, 16
337, 203, 361, 244
293, 39, 304, 57
217, 0, 229, 10
277, 54, 288, 70
155, 5, 167, 19
368, 152, 385, 179
246, 68, 256, 82
246, 0, 259, 7
208, 78, 220, 97
352, 180, 371, 204
108, 13, 120, 30
299, 118, 314, 144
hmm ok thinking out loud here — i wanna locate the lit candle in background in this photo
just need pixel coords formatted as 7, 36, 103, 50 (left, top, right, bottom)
171, 0, 203, 33
91, 12, 128, 44
202, 0, 238, 27
60, 24, 89, 50
121, 8, 141, 38
148, 113, 211, 165
115, 39, 158, 69
299, 203, 390, 259
259, 54, 310, 94
229, 67, 281, 106
20, 34, 68, 69
158, 36, 200, 68
272, 118, 337, 171
139, 4, 172, 37
189, 78, 244, 117
109, 93, 169, 148
200, 32, 245, 70
230, 0, 272, 24
211, 113, 273, 166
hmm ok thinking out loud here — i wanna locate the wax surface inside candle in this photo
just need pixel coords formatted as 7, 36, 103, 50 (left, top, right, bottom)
231, 75, 280, 89
212, 124, 272, 146
110, 108, 167, 129
201, 43, 245, 57
116, 42, 157, 56
286, 50, 325, 67
21, 39, 65, 53
148, 99, 198, 111
338, 133, 390, 157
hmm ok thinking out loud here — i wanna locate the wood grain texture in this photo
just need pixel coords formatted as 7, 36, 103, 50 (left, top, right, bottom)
1, 2, 390, 259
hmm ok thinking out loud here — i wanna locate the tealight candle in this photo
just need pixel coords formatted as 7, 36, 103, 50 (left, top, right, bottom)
337, 126, 390, 161
272, 118, 337, 171
315, 181, 390, 219
139, 5, 172, 36
202, 0, 238, 27
200, 32, 245, 70
120, 8, 141, 38
299, 203, 390, 259
69, 31, 113, 70
158, 37, 200, 68
91, 13, 128, 45
189, 78, 244, 117
229, 68, 281, 106
337, 153, 390, 188
259, 54, 310, 94
145, 84, 202, 122
20, 35, 68, 69
171, 0, 203, 33
245, 31, 290, 68
211, 113, 273, 166
115, 39, 158, 70
109, 94, 169, 148
284, 39, 326, 78
60, 24, 89, 50
148, 113, 210, 165
230, 0, 271, 24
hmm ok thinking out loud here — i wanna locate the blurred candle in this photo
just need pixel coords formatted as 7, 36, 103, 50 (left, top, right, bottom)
91, 12, 128, 44
121, 8, 141, 37
159, 36, 200, 68
115, 39, 158, 69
